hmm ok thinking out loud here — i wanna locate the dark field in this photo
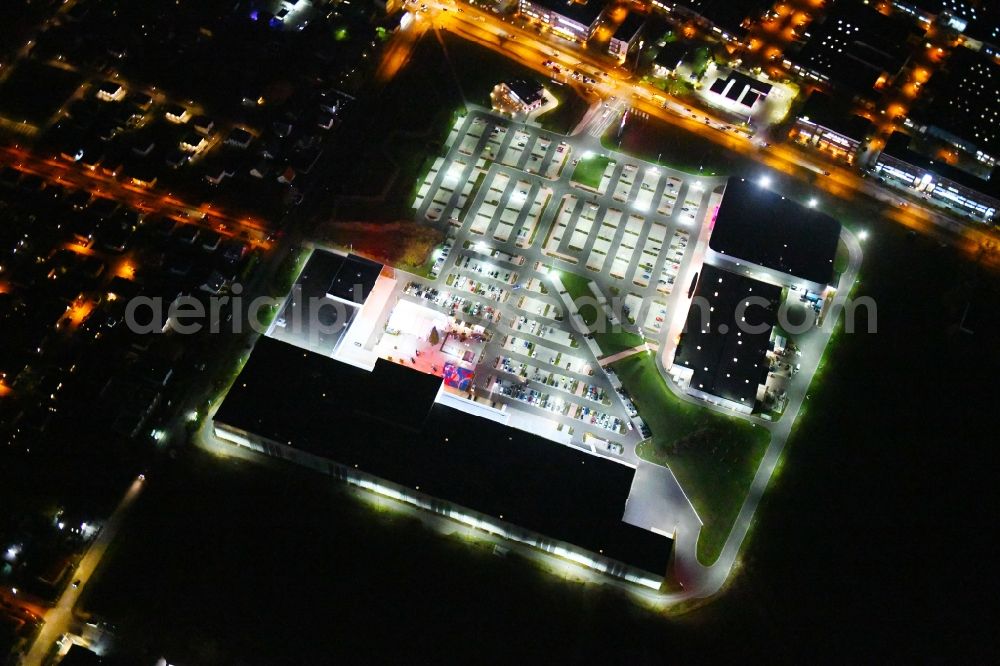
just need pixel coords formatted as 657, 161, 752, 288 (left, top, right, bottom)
0, 61, 79, 126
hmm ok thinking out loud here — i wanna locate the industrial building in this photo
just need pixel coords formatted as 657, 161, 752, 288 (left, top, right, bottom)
706, 177, 843, 292
873, 132, 998, 223
516, 0, 608, 43
268, 250, 386, 357
607, 12, 647, 64
213, 336, 673, 588
669, 264, 781, 414
706, 71, 772, 111
791, 91, 873, 164
915, 47, 999, 164
491, 79, 546, 115
789, 0, 918, 97
649, 0, 771, 42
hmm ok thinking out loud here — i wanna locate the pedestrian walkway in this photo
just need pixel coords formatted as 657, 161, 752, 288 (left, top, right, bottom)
597, 344, 655, 366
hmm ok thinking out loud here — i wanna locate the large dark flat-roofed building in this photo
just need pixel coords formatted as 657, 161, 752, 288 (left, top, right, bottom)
328, 253, 384, 304
608, 12, 647, 64
214, 337, 672, 586
270, 250, 353, 355
269, 250, 384, 356
917, 47, 1000, 159
892, 0, 990, 30
658, 0, 770, 41
216, 336, 442, 433
670, 264, 780, 414
708, 177, 842, 290
791, 0, 918, 96
963, 10, 1000, 55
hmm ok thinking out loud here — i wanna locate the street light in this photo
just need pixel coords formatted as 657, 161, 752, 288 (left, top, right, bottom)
758, 175, 771, 188
808, 198, 818, 208
858, 230, 869, 241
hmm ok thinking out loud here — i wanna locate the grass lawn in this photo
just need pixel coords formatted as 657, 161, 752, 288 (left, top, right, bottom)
558, 270, 598, 325
602, 114, 752, 177
611, 353, 770, 565
314, 220, 444, 273
833, 237, 850, 277
0, 60, 80, 126
646, 76, 695, 98
558, 270, 644, 355
536, 86, 591, 135
571, 154, 611, 190
593, 328, 644, 356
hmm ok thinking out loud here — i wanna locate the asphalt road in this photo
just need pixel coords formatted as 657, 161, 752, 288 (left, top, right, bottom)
22, 476, 145, 666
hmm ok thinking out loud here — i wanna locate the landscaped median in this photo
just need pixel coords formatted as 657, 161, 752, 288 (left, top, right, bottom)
610, 353, 770, 566
557, 271, 644, 356
570, 154, 611, 190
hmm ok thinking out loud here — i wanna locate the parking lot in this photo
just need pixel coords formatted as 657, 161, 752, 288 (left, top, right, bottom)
382, 108, 726, 456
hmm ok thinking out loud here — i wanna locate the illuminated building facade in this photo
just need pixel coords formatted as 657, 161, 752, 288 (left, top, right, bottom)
791, 92, 873, 164
516, 0, 607, 42
874, 132, 998, 222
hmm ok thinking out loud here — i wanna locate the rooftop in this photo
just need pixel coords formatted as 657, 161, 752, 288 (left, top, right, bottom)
527, 0, 608, 28
504, 79, 545, 107
879, 131, 999, 197
795, 0, 917, 93
654, 41, 691, 70
963, 12, 1000, 46
269, 250, 356, 355
215, 337, 672, 576
710, 177, 842, 286
612, 12, 646, 41
328, 253, 384, 304
919, 47, 1000, 156
673, 264, 780, 407
708, 70, 773, 107
898, 0, 984, 22
797, 91, 874, 142
677, 0, 772, 36
217, 336, 441, 435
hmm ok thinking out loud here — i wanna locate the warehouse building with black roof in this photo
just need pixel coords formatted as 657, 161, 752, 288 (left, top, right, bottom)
707, 177, 842, 292
213, 336, 673, 588
670, 264, 781, 414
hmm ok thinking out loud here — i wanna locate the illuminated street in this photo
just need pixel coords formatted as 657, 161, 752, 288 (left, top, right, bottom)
389, 0, 997, 267
0, 145, 274, 249
22, 477, 145, 665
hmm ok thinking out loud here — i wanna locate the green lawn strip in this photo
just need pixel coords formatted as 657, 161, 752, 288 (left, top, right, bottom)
601, 116, 749, 177
559, 271, 643, 355
592, 328, 644, 356
833, 236, 850, 279
557, 270, 598, 326
571, 155, 611, 190
612, 354, 769, 565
